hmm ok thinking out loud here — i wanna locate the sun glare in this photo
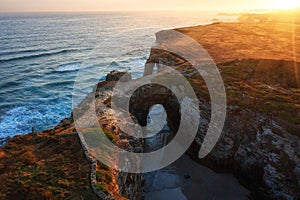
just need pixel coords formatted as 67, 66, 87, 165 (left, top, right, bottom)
273, 0, 299, 9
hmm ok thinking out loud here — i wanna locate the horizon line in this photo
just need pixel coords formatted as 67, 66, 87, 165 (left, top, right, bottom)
0, 8, 284, 14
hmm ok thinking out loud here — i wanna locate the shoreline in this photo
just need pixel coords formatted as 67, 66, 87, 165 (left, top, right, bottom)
0, 13, 240, 146
1, 10, 300, 199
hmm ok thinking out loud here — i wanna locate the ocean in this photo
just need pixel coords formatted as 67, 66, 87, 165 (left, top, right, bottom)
0, 11, 236, 142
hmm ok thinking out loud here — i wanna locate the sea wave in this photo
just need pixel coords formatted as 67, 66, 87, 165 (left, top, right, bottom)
0, 81, 21, 89
55, 64, 93, 72
0, 49, 79, 63
43, 80, 75, 89
110, 56, 147, 68
0, 48, 44, 57
0, 102, 71, 139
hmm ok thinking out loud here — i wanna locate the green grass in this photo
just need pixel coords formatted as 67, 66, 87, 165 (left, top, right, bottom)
176, 60, 300, 128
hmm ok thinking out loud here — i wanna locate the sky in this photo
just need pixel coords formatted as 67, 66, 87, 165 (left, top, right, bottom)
0, 0, 300, 12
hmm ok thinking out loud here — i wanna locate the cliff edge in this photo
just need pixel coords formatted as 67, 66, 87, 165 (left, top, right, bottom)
1, 10, 300, 200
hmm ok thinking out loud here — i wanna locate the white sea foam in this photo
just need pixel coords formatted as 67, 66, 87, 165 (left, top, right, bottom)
56, 64, 93, 72
0, 102, 70, 139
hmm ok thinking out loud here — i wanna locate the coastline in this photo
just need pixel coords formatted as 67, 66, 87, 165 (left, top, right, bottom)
0, 11, 239, 144
0, 9, 245, 150
1, 10, 300, 199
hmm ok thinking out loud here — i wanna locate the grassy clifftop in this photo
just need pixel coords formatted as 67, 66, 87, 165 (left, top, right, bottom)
148, 10, 300, 129
176, 17, 300, 64
0, 129, 98, 199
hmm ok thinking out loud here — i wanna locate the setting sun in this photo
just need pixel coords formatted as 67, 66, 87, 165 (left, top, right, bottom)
273, 0, 300, 9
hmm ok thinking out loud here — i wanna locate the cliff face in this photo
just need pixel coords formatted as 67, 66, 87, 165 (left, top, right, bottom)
145, 21, 300, 199
63, 76, 144, 200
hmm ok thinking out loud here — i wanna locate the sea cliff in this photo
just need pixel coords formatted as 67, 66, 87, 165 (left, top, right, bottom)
1, 11, 300, 200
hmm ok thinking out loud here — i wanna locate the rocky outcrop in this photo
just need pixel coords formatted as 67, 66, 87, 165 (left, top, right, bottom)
106, 71, 132, 82
73, 71, 143, 200
93, 63, 300, 199
187, 109, 300, 199
144, 21, 300, 199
